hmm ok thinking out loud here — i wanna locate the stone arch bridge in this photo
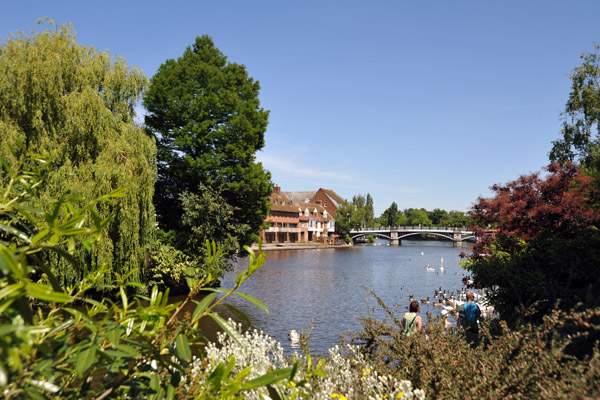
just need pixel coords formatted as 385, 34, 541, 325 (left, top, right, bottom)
350, 226, 475, 246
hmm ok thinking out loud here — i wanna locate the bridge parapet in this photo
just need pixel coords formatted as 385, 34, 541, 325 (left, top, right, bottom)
349, 226, 474, 246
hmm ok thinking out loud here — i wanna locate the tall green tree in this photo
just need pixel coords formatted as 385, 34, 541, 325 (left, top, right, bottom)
379, 202, 407, 226
0, 21, 156, 286
365, 193, 375, 227
144, 35, 272, 255
550, 44, 600, 176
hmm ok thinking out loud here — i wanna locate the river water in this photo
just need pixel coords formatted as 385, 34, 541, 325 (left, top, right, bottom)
218, 239, 472, 356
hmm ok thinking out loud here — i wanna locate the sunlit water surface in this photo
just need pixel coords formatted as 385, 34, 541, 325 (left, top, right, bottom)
217, 239, 471, 355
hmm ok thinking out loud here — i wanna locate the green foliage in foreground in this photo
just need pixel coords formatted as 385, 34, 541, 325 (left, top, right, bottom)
347, 291, 600, 400
0, 156, 293, 399
0, 21, 157, 287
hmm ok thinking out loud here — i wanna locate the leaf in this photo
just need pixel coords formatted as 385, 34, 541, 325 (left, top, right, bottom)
107, 326, 122, 346
209, 313, 243, 345
148, 373, 162, 400
0, 361, 7, 387
222, 303, 252, 328
242, 368, 294, 390
191, 292, 217, 322
119, 286, 128, 309
0, 223, 31, 243
48, 319, 75, 336
267, 385, 283, 400
26, 283, 71, 303
0, 324, 18, 337
75, 344, 98, 377
0, 247, 22, 277
175, 334, 192, 362
0, 282, 25, 300
204, 288, 269, 316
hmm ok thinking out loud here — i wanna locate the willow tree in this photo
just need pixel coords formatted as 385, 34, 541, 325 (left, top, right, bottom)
0, 21, 156, 286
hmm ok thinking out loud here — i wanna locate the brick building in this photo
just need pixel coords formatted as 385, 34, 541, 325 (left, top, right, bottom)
259, 185, 344, 244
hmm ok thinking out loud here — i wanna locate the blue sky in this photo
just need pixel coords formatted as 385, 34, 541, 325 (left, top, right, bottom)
3, 1, 600, 215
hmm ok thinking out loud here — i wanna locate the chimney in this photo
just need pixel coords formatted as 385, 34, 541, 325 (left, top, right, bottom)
273, 185, 281, 195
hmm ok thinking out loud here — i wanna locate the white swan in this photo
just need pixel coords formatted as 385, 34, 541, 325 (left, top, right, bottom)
425, 264, 435, 272
289, 330, 300, 342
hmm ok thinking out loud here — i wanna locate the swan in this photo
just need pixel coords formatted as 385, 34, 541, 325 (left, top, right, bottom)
439, 265, 444, 272
425, 264, 435, 272
289, 330, 300, 342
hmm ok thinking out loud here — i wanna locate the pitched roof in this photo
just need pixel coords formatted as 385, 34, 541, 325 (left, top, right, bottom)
318, 188, 345, 204
298, 202, 333, 221
269, 191, 299, 212
283, 191, 316, 203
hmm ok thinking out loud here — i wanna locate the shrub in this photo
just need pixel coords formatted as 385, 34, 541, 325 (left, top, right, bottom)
346, 291, 600, 400
191, 319, 425, 400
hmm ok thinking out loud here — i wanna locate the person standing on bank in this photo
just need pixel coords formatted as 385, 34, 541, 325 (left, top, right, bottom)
457, 292, 481, 343
402, 300, 422, 336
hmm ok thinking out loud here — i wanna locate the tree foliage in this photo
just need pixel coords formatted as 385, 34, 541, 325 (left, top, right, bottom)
0, 21, 156, 286
550, 44, 600, 176
0, 155, 291, 398
144, 35, 272, 256
404, 208, 432, 226
464, 163, 600, 322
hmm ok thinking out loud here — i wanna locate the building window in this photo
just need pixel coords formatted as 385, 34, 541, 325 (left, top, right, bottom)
324, 202, 328, 207
274, 200, 278, 205
316, 200, 322, 205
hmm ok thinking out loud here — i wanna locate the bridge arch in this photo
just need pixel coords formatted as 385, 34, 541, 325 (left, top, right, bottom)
397, 232, 454, 241
351, 233, 392, 241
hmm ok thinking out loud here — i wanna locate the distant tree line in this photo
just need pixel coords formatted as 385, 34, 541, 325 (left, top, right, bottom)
335, 195, 468, 239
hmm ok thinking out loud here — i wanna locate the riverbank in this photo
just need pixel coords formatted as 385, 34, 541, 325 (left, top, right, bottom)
250, 242, 354, 252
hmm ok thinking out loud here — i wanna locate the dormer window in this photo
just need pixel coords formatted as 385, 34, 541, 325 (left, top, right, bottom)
274, 199, 278, 205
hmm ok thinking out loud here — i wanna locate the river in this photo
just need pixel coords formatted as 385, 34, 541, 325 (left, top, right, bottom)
217, 239, 472, 356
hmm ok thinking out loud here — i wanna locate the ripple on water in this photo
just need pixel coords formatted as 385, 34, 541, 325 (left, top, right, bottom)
220, 240, 472, 355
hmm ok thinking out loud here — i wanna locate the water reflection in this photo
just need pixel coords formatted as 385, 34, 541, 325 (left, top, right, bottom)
220, 240, 472, 356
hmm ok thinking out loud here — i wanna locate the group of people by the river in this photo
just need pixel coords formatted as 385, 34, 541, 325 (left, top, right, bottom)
401, 292, 481, 342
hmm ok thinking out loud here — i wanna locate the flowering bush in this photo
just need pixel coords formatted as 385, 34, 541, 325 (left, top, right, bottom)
191, 320, 425, 400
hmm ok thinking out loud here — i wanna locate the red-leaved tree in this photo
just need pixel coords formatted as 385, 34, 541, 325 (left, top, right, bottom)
464, 163, 600, 323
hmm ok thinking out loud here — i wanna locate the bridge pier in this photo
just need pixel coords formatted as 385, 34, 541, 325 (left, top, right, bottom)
390, 231, 400, 246
453, 231, 463, 247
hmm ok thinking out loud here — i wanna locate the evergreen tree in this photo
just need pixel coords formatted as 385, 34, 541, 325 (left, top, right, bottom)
365, 194, 375, 227
0, 21, 156, 286
144, 35, 272, 255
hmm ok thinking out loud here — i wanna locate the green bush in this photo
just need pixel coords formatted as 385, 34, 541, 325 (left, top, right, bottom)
0, 155, 293, 399
346, 291, 600, 400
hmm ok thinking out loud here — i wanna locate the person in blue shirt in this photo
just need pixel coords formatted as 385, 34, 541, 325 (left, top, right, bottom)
457, 292, 481, 344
